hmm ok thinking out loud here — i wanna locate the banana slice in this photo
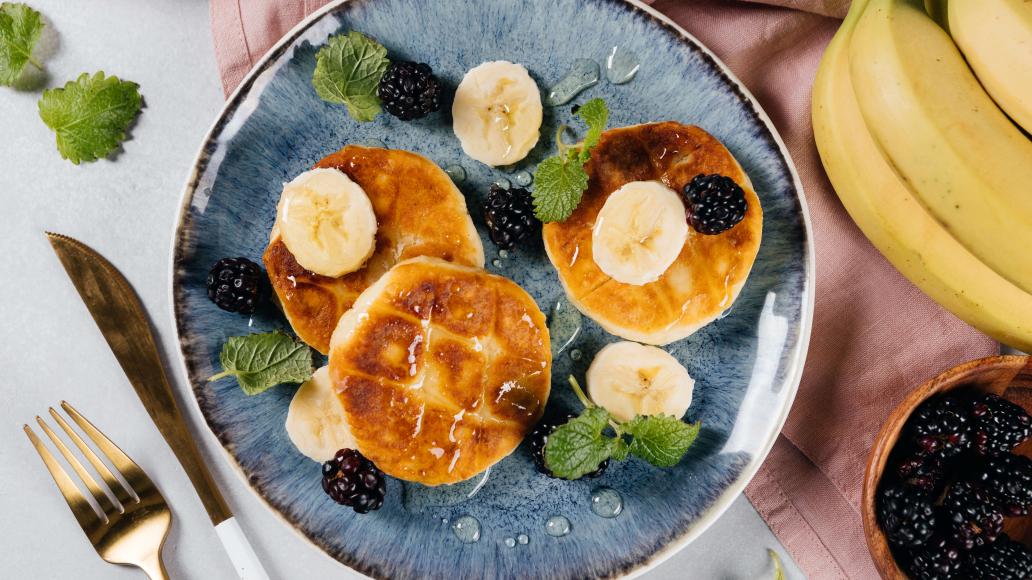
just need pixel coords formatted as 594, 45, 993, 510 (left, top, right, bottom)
452, 61, 542, 167
586, 342, 694, 423
285, 366, 356, 463
591, 181, 688, 285
276, 168, 377, 278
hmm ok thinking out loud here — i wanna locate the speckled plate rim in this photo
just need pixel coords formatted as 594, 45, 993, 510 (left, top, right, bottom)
166, 0, 815, 577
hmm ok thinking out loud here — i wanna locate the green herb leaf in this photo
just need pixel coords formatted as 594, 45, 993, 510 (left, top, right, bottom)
37, 72, 141, 165
209, 330, 313, 395
531, 155, 590, 223
624, 414, 700, 467
771, 550, 785, 580
312, 31, 390, 122
0, 2, 43, 86
532, 99, 610, 222
543, 407, 614, 480
609, 436, 629, 462
576, 98, 609, 163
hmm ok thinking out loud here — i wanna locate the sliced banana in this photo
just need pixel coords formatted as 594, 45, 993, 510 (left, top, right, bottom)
276, 168, 377, 278
591, 181, 688, 285
285, 366, 357, 462
586, 341, 694, 423
452, 61, 542, 167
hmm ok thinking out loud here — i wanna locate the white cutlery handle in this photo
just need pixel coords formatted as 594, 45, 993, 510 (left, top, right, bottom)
215, 517, 271, 580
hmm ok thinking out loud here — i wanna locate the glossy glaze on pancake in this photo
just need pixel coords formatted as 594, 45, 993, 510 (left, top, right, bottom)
328, 257, 550, 486
263, 146, 485, 354
543, 122, 763, 344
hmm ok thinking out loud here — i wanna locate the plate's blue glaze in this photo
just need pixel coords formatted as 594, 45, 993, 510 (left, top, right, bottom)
170, 1, 812, 578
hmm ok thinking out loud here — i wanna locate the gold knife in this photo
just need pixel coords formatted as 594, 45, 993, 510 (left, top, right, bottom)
47, 232, 270, 580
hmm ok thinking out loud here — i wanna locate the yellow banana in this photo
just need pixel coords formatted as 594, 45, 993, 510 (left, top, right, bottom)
949, 0, 1032, 134
814, 0, 1032, 351
849, 0, 1032, 296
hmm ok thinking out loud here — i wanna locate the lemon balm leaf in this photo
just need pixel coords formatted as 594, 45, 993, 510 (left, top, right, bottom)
544, 407, 614, 480
312, 31, 390, 122
209, 330, 313, 395
531, 155, 589, 223
624, 414, 700, 467
37, 72, 141, 165
0, 2, 43, 86
576, 98, 609, 163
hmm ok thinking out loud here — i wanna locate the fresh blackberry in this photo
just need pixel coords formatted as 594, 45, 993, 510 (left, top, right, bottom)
321, 449, 387, 514
911, 396, 972, 461
483, 185, 540, 251
681, 174, 748, 235
898, 454, 949, 494
530, 414, 609, 480
878, 484, 936, 548
970, 394, 1032, 457
206, 257, 263, 315
939, 481, 1004, 550
909, 534, 964, 580
976, 452, 1032, 517
965, 534, 1032, 580
376, 62, 442, 121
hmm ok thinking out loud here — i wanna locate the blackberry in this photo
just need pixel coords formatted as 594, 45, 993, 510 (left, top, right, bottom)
965, 534, 1032, 580
898, 454, 949, 494
321, 448, 387, 514
911, 396, 972, 461
530, 414, 609, 480
483, 185, 540, 251
878, 484, 936, 548
206, 257, 263, 315
376, 62, 442, 121
970, 394, 1032, 457
681, 174, 748, 235
976, 452, 1032, 517
939, 481, 1004, 550
909, 534, 964, 580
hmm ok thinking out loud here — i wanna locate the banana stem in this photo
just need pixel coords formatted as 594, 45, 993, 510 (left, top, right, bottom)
567, 375, 594, 409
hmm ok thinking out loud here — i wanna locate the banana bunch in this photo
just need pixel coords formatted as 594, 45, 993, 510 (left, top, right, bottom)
813, 0, 1032, 352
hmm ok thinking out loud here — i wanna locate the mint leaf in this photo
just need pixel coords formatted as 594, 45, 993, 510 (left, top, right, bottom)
544, 407, 614, 480
576, 98, 609, 163
532, 99, 610, 222
610, 436, 629, 461
0, 2, 43, 86
209, 330, 313, 395
531, 155, 589, 223
37, 72, 141, 165
312, 31, 390, 122
624, 414, 700, 467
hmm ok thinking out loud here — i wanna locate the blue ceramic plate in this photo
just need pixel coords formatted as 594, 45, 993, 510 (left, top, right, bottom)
169, 0, 813, 578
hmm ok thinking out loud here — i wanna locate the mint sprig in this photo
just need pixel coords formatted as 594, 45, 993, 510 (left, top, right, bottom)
209, 330, 313, 395
531, 98, 610, 223
37, 72, 142, 165
543, 376, 700, 479
312, 31, 391, 122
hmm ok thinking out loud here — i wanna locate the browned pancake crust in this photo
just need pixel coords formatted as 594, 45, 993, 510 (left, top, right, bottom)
263, 146, 484, 354
543, 122, 763, 344
328, 257, 550, 486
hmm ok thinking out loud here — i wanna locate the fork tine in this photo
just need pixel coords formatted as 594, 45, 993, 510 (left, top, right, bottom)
37, 416, 118, 517
24, 425, 104, 531
61, 402, 155, 497
50, 408, 132, 509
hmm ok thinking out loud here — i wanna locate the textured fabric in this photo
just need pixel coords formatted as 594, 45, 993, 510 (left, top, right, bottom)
207, 0, 1001, 577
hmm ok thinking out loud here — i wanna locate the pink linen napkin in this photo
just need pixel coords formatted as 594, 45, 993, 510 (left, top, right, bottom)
208, 1, 1001, 577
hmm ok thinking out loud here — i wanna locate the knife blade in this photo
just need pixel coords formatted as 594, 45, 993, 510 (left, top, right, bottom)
47, 232, 269, 580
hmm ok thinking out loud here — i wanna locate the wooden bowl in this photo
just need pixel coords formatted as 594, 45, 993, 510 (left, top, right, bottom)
863, 355, 1032, 579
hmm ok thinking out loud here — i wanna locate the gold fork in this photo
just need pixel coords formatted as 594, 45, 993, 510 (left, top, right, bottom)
24, 402, 172, 579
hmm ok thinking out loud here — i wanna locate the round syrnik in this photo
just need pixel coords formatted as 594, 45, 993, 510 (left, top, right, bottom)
377, 62, 442, 121
681, 174, 748, 235
206, 257, 263, 315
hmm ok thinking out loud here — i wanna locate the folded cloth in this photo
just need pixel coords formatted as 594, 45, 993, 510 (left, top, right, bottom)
208, 0, 1000, 577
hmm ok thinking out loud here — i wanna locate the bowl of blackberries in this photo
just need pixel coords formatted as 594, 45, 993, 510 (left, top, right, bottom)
863, 355, 1032, 580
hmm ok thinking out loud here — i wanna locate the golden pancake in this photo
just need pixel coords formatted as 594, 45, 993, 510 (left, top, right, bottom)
263, 146, 485, 354
543, 122, 763, 344
328, 257, 550, 486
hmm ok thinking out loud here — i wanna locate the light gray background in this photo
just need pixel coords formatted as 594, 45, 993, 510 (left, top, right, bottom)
0, 0, 806, 578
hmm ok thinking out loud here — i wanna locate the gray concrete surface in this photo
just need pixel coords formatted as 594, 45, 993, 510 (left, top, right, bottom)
0, 1, 806, 578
